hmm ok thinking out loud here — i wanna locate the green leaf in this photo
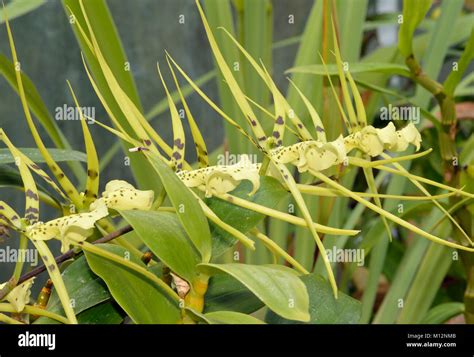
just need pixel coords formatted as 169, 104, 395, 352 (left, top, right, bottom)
285, 0, 323, 132
204, 311, 265, 324
0, 148, 86, 164
146, 154, 212, 263
397, 242, 454, 323
0, 54, 83, 180
421, 302, 464, 324
0, 0, 46, 23
204, 274, 264, 314
444, 29, 474, 95
265, 274, 361, 324
62, 0, 161, 192
84, 244, 181, 324
412, 0, 464, 107
120, 210, 200, 283
286, 62, 411, 77
203, 0, 246, 153
398, 0, 432, 57
240, 0, 272, 142
198, 263, 309, 322
35, 256, 111, 324
75, 302, 124, 324
205, 176, 287, 257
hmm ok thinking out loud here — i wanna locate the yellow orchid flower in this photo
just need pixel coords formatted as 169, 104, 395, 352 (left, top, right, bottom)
344, 122, 422, 157
387, 122, 422, 152
177, 154, 260, 198
0, 278, 34, 313
26, 200, 108, 253
270, 135, 347, 173
91, 180, 154, 211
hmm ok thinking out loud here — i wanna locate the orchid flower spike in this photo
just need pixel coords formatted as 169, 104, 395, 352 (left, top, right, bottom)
177, 154, 261, 198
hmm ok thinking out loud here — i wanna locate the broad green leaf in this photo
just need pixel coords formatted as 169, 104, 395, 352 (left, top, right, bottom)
205, 177, 287, 257
84, 244, 181, 324
204, 311, 265, 324
198, 263, 310, 322
444, 29, 474, 95
286, 62, 411, 77
36, 302, 123, 325
398, 0, 432, 57
75, 302, 124, 324
0, 0, 46, 23
146, 154, 212, 262
120, 210, 200, 283
35, 256, 111, 324
421, 302, 464, 324
204, 274, 264, 314
0, 148, 86, 164
265, 274, 362, 324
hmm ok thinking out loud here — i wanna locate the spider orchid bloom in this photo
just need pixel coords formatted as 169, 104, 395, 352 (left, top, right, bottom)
26, 200, 109, 253
90, 180, 154, 211
177, 154, 260, 198
386, 122, 422, 152
344, 122, 422, 157
0, 278, 35, 312
270, 135, 347, 173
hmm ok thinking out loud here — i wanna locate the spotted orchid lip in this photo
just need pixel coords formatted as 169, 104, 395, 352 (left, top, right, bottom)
344, 122, 422, 157
177, 154, 261, 198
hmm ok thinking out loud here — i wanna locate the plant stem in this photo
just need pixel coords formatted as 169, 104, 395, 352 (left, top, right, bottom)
185, 274, 209, 314
12, 234, 28, 282
0, 303, 69, 324
15, 225, 133, 286
0, 312, 23, 324
217, 192, 359, 236
250, 228, 309, 274
31, 240, 77, 324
